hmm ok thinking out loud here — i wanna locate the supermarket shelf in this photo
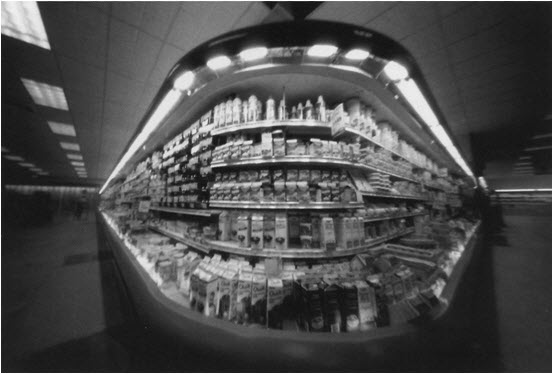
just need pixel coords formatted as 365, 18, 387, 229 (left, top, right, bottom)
212, 156, 420, 184
211, 119, 330, 136
360, 191, 429, 201
149, 224, 415, 259
209, 201, 364, 210
363, 213, 425, 223
148, 226, 211, 254
149, 206, 222, 217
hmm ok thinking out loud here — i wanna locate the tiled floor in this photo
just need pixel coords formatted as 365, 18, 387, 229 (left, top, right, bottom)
1, 211, 551, 372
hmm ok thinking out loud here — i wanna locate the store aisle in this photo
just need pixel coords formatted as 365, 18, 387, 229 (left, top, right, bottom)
1, 215, 131, 371
489, 214, 552, 372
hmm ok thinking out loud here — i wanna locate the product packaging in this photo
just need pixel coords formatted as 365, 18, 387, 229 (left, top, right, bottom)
217, 269, 237, 319
267, 277, 284, 329
261, 132, 273, 157
232, 97, 242, 124
236, 269, 253, 324
263, 213, 276, 249
323, 280, 342, 332
354, 280, 378, 330
273, 131, 286, 157
251, 214, 264, 250
297, 181, 310, 203
321, 216, 336, 251
237, 214, 251, 248
311, 215, 322, 249
274, 181, 286, 202
275, 213, 288, 250
266, 97, 275, 121
286, 182, 297, 202
288, 215, 300, 247
250, 272, 267, 325
218, 211, 231, 241
300, 280, 325, 332
225, 99, 233, 125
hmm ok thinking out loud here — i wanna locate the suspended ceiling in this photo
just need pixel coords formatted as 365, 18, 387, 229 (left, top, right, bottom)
1, 1, 551, 186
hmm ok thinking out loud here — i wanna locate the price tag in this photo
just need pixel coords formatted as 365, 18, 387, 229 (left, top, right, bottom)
138, 200, 151, 213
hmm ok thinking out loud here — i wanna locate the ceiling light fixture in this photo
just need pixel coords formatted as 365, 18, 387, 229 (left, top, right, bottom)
206, 55, 232, 70
392, 74, 474, 179
524, 145, 551, 151
173, 71, 195, 91
496, 188, 552, 193
21, 78, 69, 110
383, 60, 409, 81
37, 171, 49, 176
18, 162, 36, 168
4, 155, 24, 161
100, 88, 183, 194
47, 121, 76, 136
60, 142, 80, 151
71, 161, 85, 167
477, 176, 488, 189
532, 133, 551, 139
344, 49, 370, 60
307, 44, 338, 57
1, 1, 50, 49
239, 47, 268, 61
66, 154, 83, 161
519, 156, 531, 160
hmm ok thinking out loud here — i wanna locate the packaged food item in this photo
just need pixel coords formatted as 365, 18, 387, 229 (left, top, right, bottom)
354, 280, 378, 331
250, 272, 267, 325
213, 104, 220, 128
346, 98, 361, 130
217, 269, 237, 319
250, 182, 263, 202
263, 213, 276, 249
241, 101, 249, 123
266, 96, 275, 121
304, 99, 313, 120
286, 182, 297, 202
261, 132, 273, 157
298, 169, 310, 182
319, 182, 332, 202
297, 103, 304, 120
239, 183, 251, 201
316, 96, 326, 122
236, 269, 253, 324
339, 281, 359, 332
310, 169, 321, 184
323, 280, 342, 332
300, 280, 325, 332
248, 95, 258, 122
311, 215, 322, 249
321, 216, 336, 251
335, 216, 349, 250
275, 213, 288, 250
286, 168, 299, 181
288, 215, 300, 248
278, 95, 287, 121
251, 214, 264, 250
225, 98, 233, 125
204, 270, 219, 317
273, 130, 286, 157
219, 210, 231, 241
267, 277, 284, 329
256, 100, 263, 121
263, 184, 274, 202
232, 97, 242, 124
297, 181, 310, 203
274, 181, 286, 202
299, 219, 313, 249
237, 214, 251, 248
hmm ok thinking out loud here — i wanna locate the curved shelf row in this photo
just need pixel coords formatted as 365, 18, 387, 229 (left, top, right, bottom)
211, 156, 429, 186
149, 206, 222, 217
209, 120, 443, 178
359, 191, 429, 201
363, 212, 425, 223
148, 225, 415, 259
208, 201, 364, 210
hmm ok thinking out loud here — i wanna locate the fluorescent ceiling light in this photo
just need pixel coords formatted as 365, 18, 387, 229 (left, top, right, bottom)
239, 47, 268, 61
383, 61, 409, 81
4, 155, 24, 161
1, 1, 50, 49
60, 142, 80, 151
78, 175, 88, 178
71, 161, 85, 167
307, 44, 338, 57
100, 88, 183, 194
525, 145, 551, 151
47, 121, 76, 136
66, 154, 83, 161
207, 55, 231, 70
496, 188, 552, 193
344, 49, 370, 60
514, 162, 532, 166
21, 78, 68, 110
478, 176, 488, 189
173, 71, 195, 91
394, 78, 474, 178
30, 167, 42, 172
18, 162, 35, 168
519, 156, 531, 160
532, 133, 551, 139
37, 171, 49, 175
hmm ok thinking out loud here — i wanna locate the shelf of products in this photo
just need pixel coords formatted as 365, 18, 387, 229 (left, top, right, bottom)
211, 119, 330, 136
149, 206, 222, 217
208, 201, 365, 210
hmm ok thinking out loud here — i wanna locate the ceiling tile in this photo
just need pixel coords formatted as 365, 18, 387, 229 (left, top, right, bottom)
112, 2, 145, 28
231, 2, 272, 30
105, 71, 144, 108
141, 2, 181, 39
307, 1, 397, 26
58, 55, 104, 99
167, 7, 204, 51
368, 3, 438, 41
149, 43, 184, 87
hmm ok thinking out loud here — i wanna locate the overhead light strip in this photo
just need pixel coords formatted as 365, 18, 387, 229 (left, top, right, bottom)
99, 88, 183, 194
496, 188, 552, 193
525, 145, 551, 151
532, 133, 551, 140
60, 142, 80, 151
48, 121, 76, 136
1, 1, 50, 49
386, 63, 474, 179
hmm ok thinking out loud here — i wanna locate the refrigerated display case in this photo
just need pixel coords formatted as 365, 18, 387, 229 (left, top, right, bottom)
98, 21, 482, 368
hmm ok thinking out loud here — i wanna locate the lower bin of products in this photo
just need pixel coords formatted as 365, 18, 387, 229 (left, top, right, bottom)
99, 211, 483, 371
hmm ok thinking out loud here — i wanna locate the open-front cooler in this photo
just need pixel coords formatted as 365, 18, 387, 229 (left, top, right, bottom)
99, 21, 482, 370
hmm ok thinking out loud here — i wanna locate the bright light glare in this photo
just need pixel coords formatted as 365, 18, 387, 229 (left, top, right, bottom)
206, 55, 231, 70
239, 47, 268, 61
1, 1, 51, 49
496, 188, 552, 193
345, 49, 370, 60
478, 176, 488, 189
60, 142, 80, 151
525, 145, 551, 151
100, 88, 183, 194
173, 71, 194, 91
21, 79, 69, 110
18, 162, 35, 168
395, 78, 474, 178
532, 133, 551, 139
4, 155, 24, 161
71, 161, 85, 167
307, 44, 338, 57
48, 121, 76, 136
384, 60, 409, 81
